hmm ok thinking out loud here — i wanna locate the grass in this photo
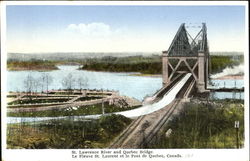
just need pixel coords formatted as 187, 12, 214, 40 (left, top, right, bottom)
7, 114, 132, 149
75, 96, 100, 101
7, 95, 17, 98
150, 101, 244, 148
8, 98, 70, 105
7, 103, 140, 117
22, 95, 74, 98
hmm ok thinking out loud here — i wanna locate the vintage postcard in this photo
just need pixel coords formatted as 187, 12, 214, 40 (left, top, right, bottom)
1, 1, 249, 161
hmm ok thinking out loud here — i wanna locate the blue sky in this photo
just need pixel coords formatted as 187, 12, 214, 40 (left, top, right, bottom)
6, 5, 246, 53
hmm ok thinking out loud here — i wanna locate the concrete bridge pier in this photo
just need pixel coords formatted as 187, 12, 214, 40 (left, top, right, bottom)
162, 51, 169, 86
197, 52, 206, 93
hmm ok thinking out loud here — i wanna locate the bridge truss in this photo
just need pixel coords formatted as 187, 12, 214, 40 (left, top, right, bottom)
162, 23, 209, 92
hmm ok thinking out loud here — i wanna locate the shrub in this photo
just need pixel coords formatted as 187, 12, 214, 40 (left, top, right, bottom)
99, 114, 131, 135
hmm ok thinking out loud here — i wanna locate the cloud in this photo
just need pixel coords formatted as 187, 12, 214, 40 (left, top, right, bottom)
7, 22, 171, 53
67, 22, 112, 37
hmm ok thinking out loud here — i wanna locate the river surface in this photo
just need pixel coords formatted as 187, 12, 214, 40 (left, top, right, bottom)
7, 65, 244, 101
208, 79, 244, 99
7, 73, 192, 123
7, 65, 162, 101
6, 66, 244, 124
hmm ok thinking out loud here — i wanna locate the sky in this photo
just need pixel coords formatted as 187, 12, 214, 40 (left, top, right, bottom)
6, 5, 246, 53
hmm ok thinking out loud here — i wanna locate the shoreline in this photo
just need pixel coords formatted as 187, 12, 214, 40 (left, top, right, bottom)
7, 66, 59, 71
7, 65, 244, 80
211, 75, 244, 80
129, 73, 161, 77
7, 68, 59, 72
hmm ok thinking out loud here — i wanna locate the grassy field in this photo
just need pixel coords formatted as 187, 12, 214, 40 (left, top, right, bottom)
7, 114, 131, 149
150, 100, 244, 148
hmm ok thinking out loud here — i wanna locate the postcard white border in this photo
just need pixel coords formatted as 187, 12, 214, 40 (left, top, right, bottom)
1, 1, 249, 161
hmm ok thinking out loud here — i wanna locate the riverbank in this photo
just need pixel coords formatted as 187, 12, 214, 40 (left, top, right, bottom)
7, 54, 243, 75
7, 60, 58, 71
213, 74, 244, 80
129, 73, 161, 77
7, 67, 58, 71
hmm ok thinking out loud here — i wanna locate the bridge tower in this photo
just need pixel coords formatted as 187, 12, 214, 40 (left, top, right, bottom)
162, 23, 209, 93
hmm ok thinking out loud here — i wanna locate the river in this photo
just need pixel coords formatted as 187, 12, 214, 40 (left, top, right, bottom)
7, 73, 192, 123
6, 66, 244, 124
7, 65, 244, 101
7, 65, 162, 101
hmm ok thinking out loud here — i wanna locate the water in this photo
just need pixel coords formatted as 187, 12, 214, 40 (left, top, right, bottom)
6, 67, 245, 123
7, 74, 192, 124
209, 79, 244, 89
7, 66, 244, 101
7, 65, 162, 101
209, 79, 244, 100
211, 91, 244, 100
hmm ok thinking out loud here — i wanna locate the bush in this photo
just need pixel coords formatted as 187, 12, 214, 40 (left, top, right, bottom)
153, 102, 244, 148
99, 114, 131, 135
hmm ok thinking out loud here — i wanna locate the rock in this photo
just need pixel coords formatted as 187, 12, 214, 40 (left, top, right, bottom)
165, 129, 172, 138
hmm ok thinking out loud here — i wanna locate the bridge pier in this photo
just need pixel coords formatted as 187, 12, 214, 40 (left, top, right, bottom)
162, 51, 170, 86
197, 52, 206, 93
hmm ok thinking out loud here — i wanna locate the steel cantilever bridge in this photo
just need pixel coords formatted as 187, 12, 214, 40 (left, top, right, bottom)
162, 23, 209, 93
7, 23, 210, 148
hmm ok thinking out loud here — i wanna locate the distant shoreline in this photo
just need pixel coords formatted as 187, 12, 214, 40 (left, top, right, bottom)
131, 74, 244, 79
7, 66, 58, 71
212, 75, 244, 80
129, 73, 161, 77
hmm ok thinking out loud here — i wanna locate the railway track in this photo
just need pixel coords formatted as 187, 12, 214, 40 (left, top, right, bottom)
138, 100, 180, 148
139, 76, 195, 147
109, 74, 194, 148
108, 115, 145, 148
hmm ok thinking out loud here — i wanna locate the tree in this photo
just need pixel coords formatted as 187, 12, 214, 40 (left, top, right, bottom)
23, 74, 35, 98
77, 76, 88, 92
40, 73, 53, 95
34, 78, 41, 95
62, 73, 75, 93
40, 74, 46, 93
